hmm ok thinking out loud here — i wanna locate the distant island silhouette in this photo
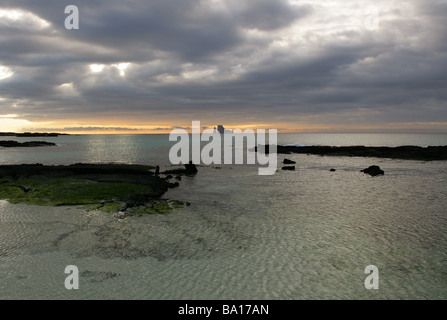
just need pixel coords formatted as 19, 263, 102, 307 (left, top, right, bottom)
0, 132, 69, 137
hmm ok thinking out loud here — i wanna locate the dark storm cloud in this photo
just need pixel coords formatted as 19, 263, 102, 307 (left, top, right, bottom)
0, 0, 446, 130
1, 0, 243, 61
225, 0, 311, 31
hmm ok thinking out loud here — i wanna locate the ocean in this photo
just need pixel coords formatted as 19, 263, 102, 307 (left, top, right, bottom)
0, 133, 446, 299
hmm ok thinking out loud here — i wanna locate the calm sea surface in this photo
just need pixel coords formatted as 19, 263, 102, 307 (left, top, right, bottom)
0, 134, 446, 299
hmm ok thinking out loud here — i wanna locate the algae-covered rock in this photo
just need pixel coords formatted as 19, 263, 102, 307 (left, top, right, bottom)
0, 164, 190, 216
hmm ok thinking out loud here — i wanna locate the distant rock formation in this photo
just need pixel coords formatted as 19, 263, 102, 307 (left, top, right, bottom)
256, 145, 447, 161
15, 132, 63, 137
0, 132, 68, 137
0, 140, 56, 148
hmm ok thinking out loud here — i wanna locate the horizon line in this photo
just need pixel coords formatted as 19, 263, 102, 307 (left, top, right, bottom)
3, 131, 447, 135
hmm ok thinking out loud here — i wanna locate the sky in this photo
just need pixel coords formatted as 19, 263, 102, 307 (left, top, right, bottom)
0, 0, 446, 133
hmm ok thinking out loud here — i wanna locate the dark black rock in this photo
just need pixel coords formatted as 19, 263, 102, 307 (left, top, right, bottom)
258, 145, 447, 161
283, 159, 296, 164
15, 132, 60, 137
281, 166, 295, 171
0, 132, 68, 137
361, 165, 384, 176
255, 145, 283, 154
330, 168, 336, 172
185, 161, 198, 175
0, 140, 56, 148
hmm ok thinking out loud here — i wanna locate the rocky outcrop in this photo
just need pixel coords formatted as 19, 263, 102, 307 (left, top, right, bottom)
0, 163, 173, 194
0, 132, 67, 137
257, 145, 447, 161
185, 161, 198, 175
0, 140, 56, 147
163, 161, 199, 175
361, 165, 384, 176
15, 133, 64, 137
0, 163, 186, 216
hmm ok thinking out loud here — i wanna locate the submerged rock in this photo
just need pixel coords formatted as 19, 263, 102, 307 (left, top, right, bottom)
361, 165, 384, 176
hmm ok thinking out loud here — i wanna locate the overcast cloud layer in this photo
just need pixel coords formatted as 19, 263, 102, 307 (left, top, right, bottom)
0, 0, 446, 132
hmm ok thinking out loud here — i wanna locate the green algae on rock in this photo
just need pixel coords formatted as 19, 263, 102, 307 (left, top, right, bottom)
0, 164, 188, 216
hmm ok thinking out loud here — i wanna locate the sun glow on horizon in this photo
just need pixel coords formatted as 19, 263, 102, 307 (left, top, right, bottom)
5, 117, 447, 135
0, 118, 34, 132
